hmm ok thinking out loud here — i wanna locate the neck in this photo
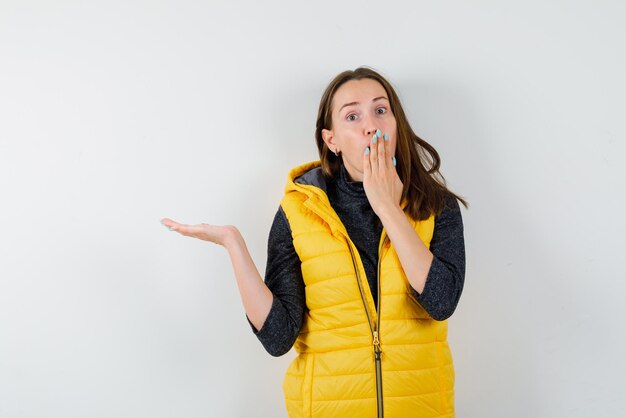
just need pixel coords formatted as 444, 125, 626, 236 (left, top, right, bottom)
342, 163, 362, 183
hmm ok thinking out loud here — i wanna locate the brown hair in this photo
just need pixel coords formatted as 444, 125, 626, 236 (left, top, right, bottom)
315, 66, 469, 220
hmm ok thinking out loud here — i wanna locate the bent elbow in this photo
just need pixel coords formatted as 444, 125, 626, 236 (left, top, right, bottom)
428, 296, 461, 321
430, 307, 456, 321
267, 343, 294, 357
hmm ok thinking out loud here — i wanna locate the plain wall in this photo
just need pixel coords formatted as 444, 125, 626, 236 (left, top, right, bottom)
1, 1, 624, 417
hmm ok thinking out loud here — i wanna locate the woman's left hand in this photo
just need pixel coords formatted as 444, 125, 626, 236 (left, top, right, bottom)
363, 131, 404, 218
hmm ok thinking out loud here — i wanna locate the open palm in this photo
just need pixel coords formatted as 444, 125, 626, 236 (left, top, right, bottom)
160, 218, 238, 247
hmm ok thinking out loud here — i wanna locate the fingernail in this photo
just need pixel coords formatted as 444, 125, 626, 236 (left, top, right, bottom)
384, 133, 389, 141
392, 156, 396, 166
372, 134, 377, 144
365, 147, 370, 155
376, 129, 382, 138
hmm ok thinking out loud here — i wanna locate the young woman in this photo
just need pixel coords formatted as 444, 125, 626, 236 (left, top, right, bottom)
162, 67, 468, 418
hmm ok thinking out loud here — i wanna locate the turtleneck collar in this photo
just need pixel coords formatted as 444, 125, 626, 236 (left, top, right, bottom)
336, 162, 368, 199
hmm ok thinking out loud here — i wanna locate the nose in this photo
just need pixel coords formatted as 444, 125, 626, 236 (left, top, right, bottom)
362, 115, 379, 137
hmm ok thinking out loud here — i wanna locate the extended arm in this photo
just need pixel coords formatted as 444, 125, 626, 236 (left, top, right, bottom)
225, 229, 274, 331
246, 207, 306, 356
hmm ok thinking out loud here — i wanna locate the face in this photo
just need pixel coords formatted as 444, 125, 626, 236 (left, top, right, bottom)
322, 78, 397, 182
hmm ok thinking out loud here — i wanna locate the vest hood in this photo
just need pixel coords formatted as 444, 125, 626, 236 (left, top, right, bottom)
283, 160, 345, 235
284, 160, 327, 195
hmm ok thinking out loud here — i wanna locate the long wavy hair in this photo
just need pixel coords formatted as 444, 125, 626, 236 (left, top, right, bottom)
315, 67, 469, 220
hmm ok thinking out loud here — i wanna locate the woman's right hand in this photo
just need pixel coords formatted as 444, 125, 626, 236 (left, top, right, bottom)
160, 217, 239, 248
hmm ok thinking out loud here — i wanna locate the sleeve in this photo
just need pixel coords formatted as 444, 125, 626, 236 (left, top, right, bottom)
245, 205, 306, 356
412, 193, 466, 321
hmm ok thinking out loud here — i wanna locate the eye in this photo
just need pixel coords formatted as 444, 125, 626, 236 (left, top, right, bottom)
346, 113, 358, 121
376, 107, 387, 115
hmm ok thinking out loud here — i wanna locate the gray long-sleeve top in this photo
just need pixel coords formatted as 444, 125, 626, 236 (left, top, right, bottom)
248, 163, 466, 357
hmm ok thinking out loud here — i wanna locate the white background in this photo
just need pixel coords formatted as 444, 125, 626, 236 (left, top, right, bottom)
1, 1, 624, 417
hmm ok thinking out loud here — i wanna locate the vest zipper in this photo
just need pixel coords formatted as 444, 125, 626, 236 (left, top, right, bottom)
347, 233, 388, 418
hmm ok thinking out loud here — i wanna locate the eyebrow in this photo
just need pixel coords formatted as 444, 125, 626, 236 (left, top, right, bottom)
337, 96, 389, 114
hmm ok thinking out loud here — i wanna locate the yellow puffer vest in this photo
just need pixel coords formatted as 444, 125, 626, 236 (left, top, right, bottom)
279, 160, 454, 418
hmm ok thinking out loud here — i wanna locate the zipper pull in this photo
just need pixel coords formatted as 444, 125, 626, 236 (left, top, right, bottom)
373, 331, 382, 361
373, 331, 380, 349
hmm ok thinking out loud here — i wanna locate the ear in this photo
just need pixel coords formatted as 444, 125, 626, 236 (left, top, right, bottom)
321, 128, 335, 151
